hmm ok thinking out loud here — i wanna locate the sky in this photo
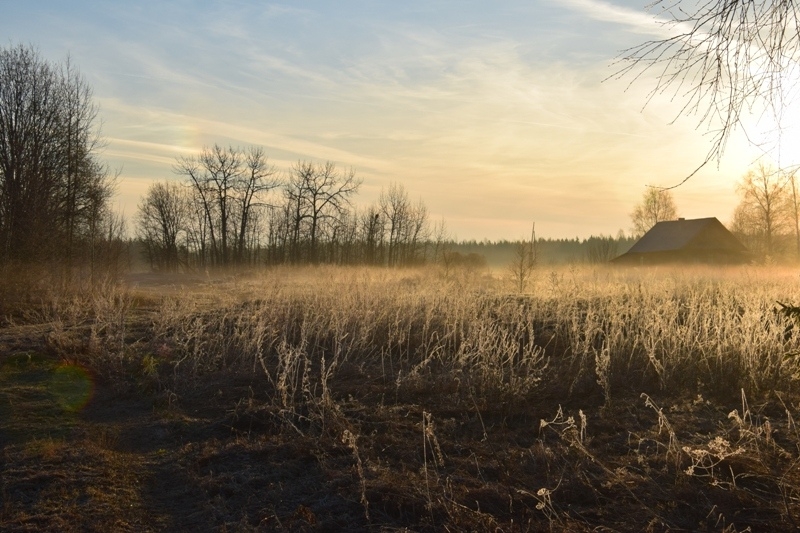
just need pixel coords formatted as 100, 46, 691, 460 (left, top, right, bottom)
1, 0, 793, 240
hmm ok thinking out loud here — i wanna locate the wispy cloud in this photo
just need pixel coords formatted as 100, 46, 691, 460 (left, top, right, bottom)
557, 0, 674, 37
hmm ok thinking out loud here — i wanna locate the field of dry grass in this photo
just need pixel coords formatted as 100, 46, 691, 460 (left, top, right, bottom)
4, 264, 800, 531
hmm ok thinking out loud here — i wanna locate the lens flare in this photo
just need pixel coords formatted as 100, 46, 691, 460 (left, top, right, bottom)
50, 364, 94, 412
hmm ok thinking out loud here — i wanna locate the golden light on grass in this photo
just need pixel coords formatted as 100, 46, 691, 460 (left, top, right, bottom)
7, 264, 800, 530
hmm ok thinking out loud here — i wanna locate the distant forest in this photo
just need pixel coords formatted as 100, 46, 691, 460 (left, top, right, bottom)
445, 235, 638, 268
126, 233, 637, 272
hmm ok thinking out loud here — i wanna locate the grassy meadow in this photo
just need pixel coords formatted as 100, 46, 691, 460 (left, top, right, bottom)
4, 264, 800, 531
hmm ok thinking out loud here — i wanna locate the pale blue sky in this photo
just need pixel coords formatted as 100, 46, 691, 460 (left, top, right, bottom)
1, 0, 781, 239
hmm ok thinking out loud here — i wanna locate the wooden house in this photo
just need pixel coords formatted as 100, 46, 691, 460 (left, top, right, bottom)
612, 217, 750, 265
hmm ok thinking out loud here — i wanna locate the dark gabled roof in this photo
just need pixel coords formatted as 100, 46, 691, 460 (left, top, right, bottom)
626, 218, 722, 253
613, 217, 749, 262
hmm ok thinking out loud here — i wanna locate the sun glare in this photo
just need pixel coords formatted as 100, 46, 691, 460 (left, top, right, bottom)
749, 64, 800, 169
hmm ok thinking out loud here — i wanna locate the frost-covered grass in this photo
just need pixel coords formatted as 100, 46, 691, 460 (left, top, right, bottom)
5, 264, 800, 531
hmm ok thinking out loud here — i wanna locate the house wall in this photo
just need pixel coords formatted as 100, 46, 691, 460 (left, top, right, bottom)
613, 249, 750, 265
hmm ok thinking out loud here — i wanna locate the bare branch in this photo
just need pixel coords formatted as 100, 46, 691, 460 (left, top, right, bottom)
616, 1, 800, 181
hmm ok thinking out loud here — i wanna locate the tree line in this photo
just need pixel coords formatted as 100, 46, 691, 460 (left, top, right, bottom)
0, 43, 439, 278
444, 234, 637, 267
136, 146, 433, 271
730, 164, 800, 261
0, 45, 124, 283
12, 40, 800, 277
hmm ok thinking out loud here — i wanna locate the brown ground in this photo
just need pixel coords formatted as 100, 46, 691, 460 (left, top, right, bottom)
2, 276, 800, 532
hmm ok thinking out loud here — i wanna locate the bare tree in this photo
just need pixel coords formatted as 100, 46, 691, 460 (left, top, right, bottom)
201, 145, 240, 266
431, 218, 452, 273
58, 56, 107, 273
264, 200, 291, 265
630, 188, 678, 237
618, 1, 800, 177
788, 171, 800, 257
284, 161, 361, 264
183, 184, 211, 268
380, 182, 410, 266
233, 147, 279, 264
404, 198, 429, 265
88, 205, 128, 284
359, 205, 383, 265
326, 208, 359, 264
283, 175, 308, 264
174, 154, 219, 266
136, 181, 187, 272
0, 44, 112, 270
731, 164, 792, 257
508, 223, 538, 293
377, 183, 432, 267
174, 144, 278, 267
